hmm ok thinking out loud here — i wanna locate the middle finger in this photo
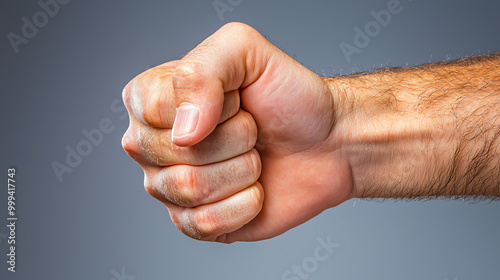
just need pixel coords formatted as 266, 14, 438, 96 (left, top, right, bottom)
131, 110, 257, 166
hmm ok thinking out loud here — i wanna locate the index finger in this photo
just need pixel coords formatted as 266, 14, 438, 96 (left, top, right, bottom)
122, 61, 241, 128
122, 61, 179, 128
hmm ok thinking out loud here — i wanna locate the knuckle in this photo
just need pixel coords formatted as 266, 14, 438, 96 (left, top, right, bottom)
136, 126, 156, 158
142, 70, 172, 127
248, 184, 264, 212
122, 79, 145, 123
121, 128, 138, 155
172, 62, 206, 91
125, 79, 147, 124
123, 71, 170, 128
195, 208, 220, 237
152, 171, 184, 205
168, 210, 181, 229
143, 175, 158, 198
221, 90, 240, 122
240, 111, 258, 150
175, 166, 200, 207
135, 125, 170, 166
172, 208, 218, 241
246, 150, 261, 180
122, 82, 132, 109
221, 22, 258, 39
169, 210, 200, 239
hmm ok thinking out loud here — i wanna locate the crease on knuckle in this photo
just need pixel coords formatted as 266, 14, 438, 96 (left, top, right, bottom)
176, 166, 199, 207
248, 184, 263, 213
142, 91, 157, 126
137, 126, 155, 158
172, 62, 206, 92
152, 171, 180, 205
176, 208, 216, 241
198, 173, 213, 204
171, 209, 204, 241
240, 112, 258, 151
245, 150, 261, 182
143, 81, 170, 127
195, 208, 220, 237
136, 126, 172, 166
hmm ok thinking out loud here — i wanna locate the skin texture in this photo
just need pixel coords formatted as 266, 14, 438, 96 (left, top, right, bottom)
331, 55, 500, 199
122, 22, 500, 243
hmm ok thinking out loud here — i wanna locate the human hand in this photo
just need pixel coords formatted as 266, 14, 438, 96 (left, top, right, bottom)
122, 23, 355, 242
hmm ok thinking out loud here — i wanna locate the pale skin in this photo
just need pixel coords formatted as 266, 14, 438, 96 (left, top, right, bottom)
122, 22, 500, 243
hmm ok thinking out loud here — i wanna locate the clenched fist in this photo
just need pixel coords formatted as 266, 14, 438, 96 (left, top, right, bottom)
122, 22, 354, 243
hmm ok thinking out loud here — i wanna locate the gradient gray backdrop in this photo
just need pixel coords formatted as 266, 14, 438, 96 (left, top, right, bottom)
1, 0, 499, 279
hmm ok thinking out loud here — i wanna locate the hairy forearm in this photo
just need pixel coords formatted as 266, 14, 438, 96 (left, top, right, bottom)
327, 54, 500, 199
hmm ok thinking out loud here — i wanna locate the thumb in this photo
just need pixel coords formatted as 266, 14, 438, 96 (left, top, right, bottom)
171, 22, 271, 146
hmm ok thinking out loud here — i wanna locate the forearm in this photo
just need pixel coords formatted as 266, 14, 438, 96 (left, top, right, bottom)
327, 54, 500, 199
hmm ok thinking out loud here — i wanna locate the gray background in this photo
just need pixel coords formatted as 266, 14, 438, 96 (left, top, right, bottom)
1, 0, 499, 279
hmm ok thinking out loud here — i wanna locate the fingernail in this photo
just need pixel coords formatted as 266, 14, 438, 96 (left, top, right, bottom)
172, 103, 199, 140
